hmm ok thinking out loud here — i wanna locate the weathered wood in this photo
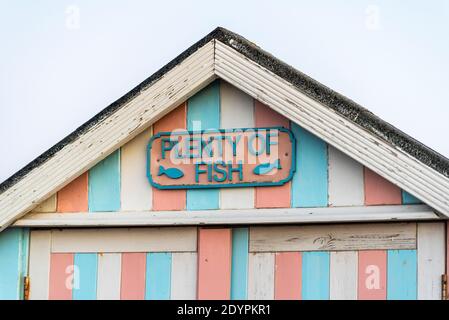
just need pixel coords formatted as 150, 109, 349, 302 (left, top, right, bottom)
33, 195, 57, 213
302, 251, 330, 300
215, 39, 449, 217
29, 230, 51, 300
121, 127, 153, 211
171, 252, 197, 300
387, 250, 417, 300
417, 222, 445, 300
248, 253, 274, 300
274, 252, 301, 300
51, 227, 197, 253
330, 251, 358, 300
16, 204, 439, 227
220, 81, 254, 209
364, 168, 402, 205
358, 250, 386, 300
328, 146, 364, 207
250, 223, 417, 252
96, 253, 121, 300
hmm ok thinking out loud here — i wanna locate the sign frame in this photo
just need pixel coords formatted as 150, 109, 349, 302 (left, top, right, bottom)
147, 126, 296, 190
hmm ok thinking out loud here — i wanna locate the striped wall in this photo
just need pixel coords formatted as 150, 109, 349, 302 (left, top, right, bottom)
29, 80, 425, 215
27, 222, 444, 300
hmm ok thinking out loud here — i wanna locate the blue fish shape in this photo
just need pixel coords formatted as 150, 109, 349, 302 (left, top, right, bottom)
253, 159, 282, 175
158, 165, 184, 179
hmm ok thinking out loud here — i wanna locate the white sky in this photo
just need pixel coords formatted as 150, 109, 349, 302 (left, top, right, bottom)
1, 0, 448, 183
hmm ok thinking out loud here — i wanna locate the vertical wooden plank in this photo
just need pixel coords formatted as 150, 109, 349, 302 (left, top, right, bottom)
171, 252, 197, 300
364, 168, 401, 205
291, 123, 328, 208
274, 252, 302, 300
121, 252, 146, 300
29, 230, 51, 300
73, 253, 98, 300
254, 101, 291, 208
231, 228, 249, 300
387, 250, 417, 300
57, 173, 88, 212
417, 223, 445, 300
49, 253, 73, 300
146, 252, 172, 300
88, 150, 121, 212
121, 127, 153, 211
0, 228, 29, 300
328, 147, 364, 207
402, 191, 422, 205
187, 81, 220, 210
358, 250, 387, 300
97, 253, 121, 300
34, 194, 57, 212
330, 251, 358, 300
220, 81, 255, 209
197, 228, 232, 299
153, 103, 187, 211
302, 251, 330, 300
248, 253, 275, 300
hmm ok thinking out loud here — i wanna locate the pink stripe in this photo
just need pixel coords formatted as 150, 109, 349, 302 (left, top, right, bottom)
358, 250, 387, 300
152, 103, 186, 210
364, 168, 401, 205
197, 228, 232, 300
254, 100, 291, 208
120, 253, 146, 300
49, 253, 73, 300
275, 252, 302, 300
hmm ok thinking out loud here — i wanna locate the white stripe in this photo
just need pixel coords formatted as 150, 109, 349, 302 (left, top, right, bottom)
248, 253, 274, 300
417, 222, 445, 300
29, 230, 51, 300
97, 253, 121, 300
330, 251, 358, 300
171, 252, 197, 300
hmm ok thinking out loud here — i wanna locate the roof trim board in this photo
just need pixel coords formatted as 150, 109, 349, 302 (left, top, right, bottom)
0, 27, 448, 229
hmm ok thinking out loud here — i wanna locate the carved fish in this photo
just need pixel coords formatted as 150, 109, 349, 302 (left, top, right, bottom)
253, 159, 282, 175
158, 166, 184, 179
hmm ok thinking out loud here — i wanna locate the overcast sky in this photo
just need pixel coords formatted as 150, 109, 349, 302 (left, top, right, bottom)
1, 0, 448, 183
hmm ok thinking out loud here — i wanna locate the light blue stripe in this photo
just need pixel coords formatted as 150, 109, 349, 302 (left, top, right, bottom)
88, 149, 121, 212
231, 228, 248, 300
72, 253, 98, 300
387, 250, 417, 300
145, 252, 172, 300
402, 191, 422, 204
0, 228, 29, 300
302, 251, 330, 300
291, 123, 328, 207
186, 80, 220, 210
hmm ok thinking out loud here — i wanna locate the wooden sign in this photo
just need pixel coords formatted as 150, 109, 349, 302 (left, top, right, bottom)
147, 127, 295, 189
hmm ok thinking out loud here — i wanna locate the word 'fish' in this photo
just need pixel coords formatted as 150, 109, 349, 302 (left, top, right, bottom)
158, 166, 184, 179
253, 159, 282, 175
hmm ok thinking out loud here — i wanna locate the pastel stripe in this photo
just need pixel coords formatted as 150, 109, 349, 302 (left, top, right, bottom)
231, 228, 249, 300
88, 150, 121, 212
145, 252, 172, 300
0, 228, 29, 299
254, 101, 291, 208
72, 253, 98, 300
152, 103, 187, 210
329, 251, 358, 300
57, 173, 88, 212
171, 252, 197, 300
197, 228, 232, 299
364, 168, 401, 205
186, 81, 220, 210
402, 190, 422, 204
49, 253, 73, 300
301, 251, 329, 300
358, 250, 387, 300
29, 230, 51, 300
387, 250, 417, 300
274, 252, 302, 300
248, 253, 275, 300
34, 194, 57, 212
97, 253, 121, 300
291, 123, 328, 207
120, 252, 146, 300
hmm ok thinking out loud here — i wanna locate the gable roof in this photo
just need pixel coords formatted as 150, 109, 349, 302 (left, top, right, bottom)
1, 27, 448, 230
